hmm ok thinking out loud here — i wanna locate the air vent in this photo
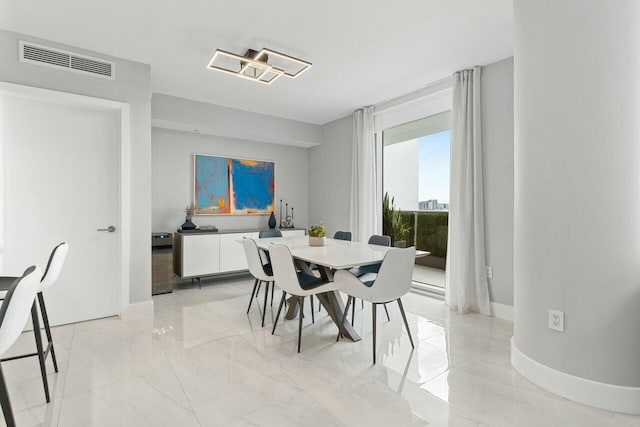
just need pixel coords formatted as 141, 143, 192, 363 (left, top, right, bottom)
19, 41, 115, 80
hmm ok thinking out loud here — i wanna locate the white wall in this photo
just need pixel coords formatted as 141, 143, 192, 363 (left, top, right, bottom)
0, 29, 152, 304
482, 57, 514, 307
383, 139, 419, 210
152, 128, 309, 232
308, 116, 352, 235
513, 0, 640, 408
152, 93, 322, 148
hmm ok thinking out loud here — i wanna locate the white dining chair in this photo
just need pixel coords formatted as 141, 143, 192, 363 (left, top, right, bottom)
334, 247, 416, 364
0, 242, 69, 404
0, 266, 42, 427
268, 244, 338, 353
349, 234, 392, 324
242, 238, 276, 327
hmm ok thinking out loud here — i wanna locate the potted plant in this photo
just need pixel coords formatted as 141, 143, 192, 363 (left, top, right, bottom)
308, 223, 327, 246
382, 192, 410, 247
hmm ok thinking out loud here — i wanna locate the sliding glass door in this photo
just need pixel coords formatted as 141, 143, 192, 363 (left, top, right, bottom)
382, 111, 451, 289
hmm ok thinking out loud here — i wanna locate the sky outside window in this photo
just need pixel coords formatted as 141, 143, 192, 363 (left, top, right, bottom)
418, 129, 450, 204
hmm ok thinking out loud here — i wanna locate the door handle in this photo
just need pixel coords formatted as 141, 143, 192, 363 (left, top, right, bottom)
97, 225, 116, 233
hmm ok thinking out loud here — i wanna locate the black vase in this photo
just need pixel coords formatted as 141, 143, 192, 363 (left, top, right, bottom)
268, 212, 277, 229
181, 219, 196, 230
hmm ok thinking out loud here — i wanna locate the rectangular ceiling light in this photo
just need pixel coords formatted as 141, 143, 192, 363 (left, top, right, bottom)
254, 48, 312, 78
207, 47, 311, 84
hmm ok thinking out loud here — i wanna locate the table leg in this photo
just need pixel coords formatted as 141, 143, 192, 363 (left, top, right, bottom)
283, 290, 360, 342
316, 291, 361, 342
284, 296, 300, 320
317, 265, 334, 281
293, 259, 314, 275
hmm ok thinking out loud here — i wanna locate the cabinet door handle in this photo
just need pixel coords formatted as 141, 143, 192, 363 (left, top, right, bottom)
97, 226, 116, 233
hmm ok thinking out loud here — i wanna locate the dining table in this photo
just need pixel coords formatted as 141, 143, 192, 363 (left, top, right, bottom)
253, 235, 429, 342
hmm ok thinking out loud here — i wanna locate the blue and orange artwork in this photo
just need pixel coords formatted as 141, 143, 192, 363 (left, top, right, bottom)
194, 155, 230, 214
194, 154, 275, 215
229, 158, 275, 214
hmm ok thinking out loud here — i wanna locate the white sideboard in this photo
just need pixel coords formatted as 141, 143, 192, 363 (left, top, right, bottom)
173, 228, 306, 279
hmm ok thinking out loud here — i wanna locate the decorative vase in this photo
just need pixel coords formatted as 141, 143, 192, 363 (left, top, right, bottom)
181, 204, 197, 230
308, 236, 326, 246
181, 219, 197, 230
268, 212, 276, 229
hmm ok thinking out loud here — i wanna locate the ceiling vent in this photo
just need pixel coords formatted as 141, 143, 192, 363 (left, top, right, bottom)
19, 41, 115, 80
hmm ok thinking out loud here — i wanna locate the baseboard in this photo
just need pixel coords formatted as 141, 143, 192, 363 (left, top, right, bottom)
490, 302, 513, 321
511, 338, 640, 414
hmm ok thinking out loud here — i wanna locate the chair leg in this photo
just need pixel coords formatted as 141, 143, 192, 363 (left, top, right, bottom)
351, 299, 356, 326
247, 279, 259, 314
336, 296, 353, 342
31, 302, 50, 403
397, 299, 415, 349
383, 303, 390, 322
297, 297, 304, 353
0, 364, 16, 427
37, 293, 58, 372
261, 281, 269, 327
272, 292, 286, 335
270, 282, 275, 306
310, 295, 315, 324
372, 303, 377, 364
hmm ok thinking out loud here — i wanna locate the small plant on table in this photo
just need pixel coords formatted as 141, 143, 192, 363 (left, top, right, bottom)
308, 223, 327, 246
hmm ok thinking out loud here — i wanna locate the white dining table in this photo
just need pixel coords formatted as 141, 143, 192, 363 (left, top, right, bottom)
253, 235, 406, 269
253, 236, 429, 342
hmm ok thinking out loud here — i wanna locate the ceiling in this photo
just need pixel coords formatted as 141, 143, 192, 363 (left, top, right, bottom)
0, 0, 513, 125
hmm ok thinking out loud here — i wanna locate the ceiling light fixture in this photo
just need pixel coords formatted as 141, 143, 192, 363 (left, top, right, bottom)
207, 48, 311, 84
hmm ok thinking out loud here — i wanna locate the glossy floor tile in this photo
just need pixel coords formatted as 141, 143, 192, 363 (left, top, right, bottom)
1, 274, 639, 426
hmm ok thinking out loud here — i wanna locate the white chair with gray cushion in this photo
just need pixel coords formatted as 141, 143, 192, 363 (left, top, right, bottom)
241, 238, 277, 327
0, 266, 42, 427
334, 247, 416, 364
349, 234, 392, 323
268, 244, 338, 353
0, 242, 69, 404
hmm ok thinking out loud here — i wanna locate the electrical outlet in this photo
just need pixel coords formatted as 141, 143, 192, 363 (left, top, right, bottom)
548, 309, 564, 332
486, 266, 493, 279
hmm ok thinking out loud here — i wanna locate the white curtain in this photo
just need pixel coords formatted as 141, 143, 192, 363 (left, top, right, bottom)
350, 106, 378, 243
446, 67, 491, 316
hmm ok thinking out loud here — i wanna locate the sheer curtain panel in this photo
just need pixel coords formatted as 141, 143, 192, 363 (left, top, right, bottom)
446, 67, 491, 315
350, 106, 378, 243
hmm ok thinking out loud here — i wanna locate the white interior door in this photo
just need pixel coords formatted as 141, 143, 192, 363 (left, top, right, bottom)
1, 94, 121, 325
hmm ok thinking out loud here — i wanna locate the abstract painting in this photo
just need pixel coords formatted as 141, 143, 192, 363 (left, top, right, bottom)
194, 154, 275, 215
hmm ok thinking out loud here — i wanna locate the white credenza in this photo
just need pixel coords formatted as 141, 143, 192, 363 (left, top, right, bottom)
173, 228, 306, 279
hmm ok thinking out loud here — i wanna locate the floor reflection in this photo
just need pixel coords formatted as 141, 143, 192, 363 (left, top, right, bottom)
1, 274, 638, 426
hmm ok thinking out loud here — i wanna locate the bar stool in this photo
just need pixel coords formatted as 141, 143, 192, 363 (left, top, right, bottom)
0, 266, 42, 427
0, 242, 69, 403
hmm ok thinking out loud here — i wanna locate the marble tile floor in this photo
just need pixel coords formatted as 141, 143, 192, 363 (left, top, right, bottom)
1, 274, 639, 427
